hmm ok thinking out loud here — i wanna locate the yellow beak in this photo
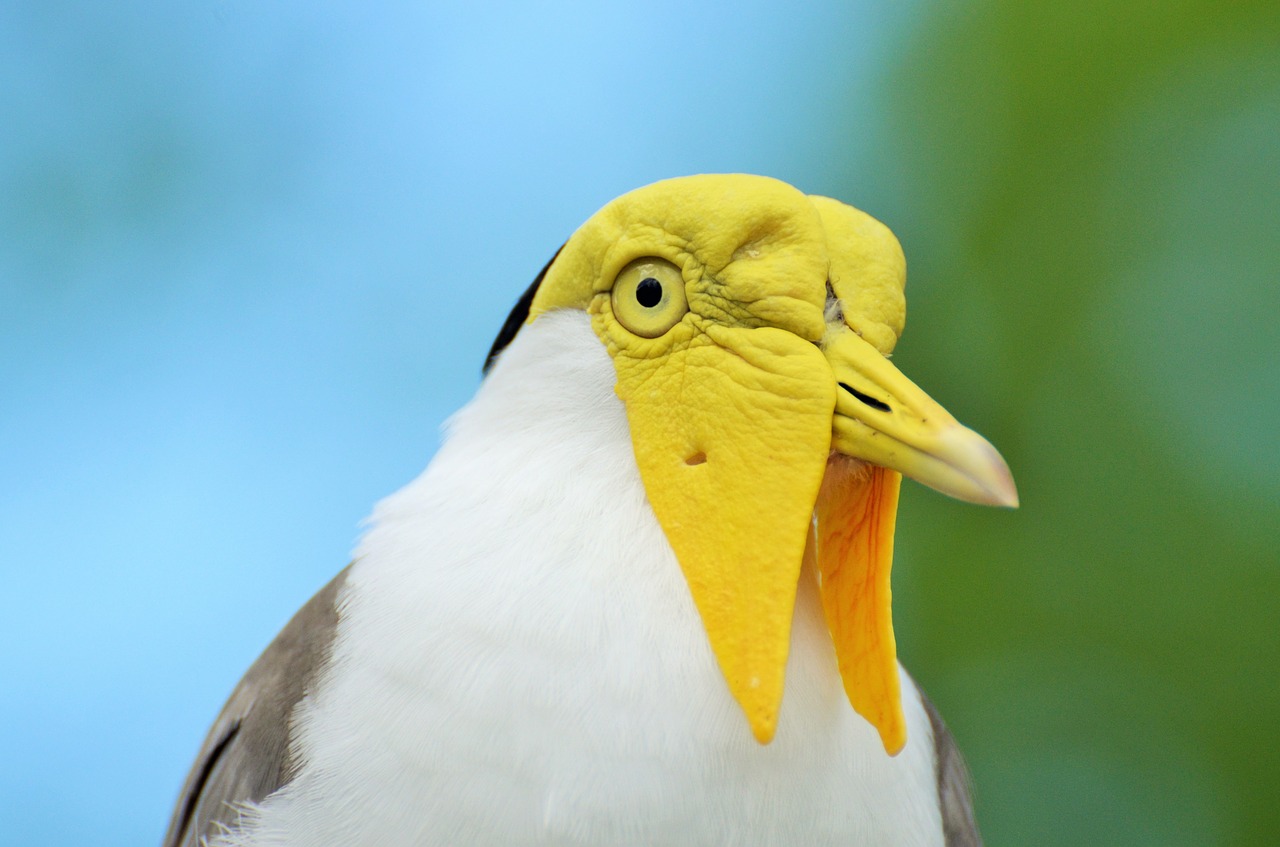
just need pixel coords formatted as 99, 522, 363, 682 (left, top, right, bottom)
823, 326, 1018, 509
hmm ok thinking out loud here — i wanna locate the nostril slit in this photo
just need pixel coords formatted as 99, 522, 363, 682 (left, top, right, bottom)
685, 451, 707, 466
839, 383, 891, 413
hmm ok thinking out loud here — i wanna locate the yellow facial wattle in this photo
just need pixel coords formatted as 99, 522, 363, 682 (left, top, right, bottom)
522, 174, 1017, 751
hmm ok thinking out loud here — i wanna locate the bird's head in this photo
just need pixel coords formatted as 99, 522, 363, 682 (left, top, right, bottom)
486, 174, 1017, 752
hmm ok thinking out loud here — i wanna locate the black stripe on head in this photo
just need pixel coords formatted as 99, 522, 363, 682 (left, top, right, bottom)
483, 246, 564, 375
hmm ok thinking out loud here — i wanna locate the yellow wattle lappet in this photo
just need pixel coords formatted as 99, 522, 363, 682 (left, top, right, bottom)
166, 173, 1018, 847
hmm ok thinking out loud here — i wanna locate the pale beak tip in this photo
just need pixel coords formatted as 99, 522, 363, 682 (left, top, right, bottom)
988, 474, 1020, 509
965, 434, 1019, 509
936, 426, 1020, 509
981, 440, 1019, 509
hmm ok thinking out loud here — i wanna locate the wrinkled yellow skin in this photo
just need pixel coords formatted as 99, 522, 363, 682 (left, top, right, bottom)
809, 194, 905, 356
531, 175, 903, 352
523, 174, 1014, 751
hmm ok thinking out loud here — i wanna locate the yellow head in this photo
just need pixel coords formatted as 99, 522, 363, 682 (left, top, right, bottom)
492, 174, 1017, 752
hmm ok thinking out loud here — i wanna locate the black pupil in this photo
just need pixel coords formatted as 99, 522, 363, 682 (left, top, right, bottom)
635, 277, 663, 308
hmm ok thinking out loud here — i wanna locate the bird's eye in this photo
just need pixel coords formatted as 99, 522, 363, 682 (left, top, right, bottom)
610, 257, 688, 338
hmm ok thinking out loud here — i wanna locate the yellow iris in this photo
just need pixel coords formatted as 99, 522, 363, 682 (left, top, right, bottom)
610, 257, 688, 338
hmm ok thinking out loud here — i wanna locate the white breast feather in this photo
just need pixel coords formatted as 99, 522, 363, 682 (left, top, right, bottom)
210, 310, 945, 847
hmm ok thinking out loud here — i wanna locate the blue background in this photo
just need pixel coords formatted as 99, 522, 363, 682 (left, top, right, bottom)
2, 2, 1276, 845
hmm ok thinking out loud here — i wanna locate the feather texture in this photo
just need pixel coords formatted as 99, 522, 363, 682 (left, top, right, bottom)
178, 311, 970, 846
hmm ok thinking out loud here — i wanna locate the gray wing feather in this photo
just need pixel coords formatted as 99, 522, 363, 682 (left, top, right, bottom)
162, 566, 350, 847
919, 690, 983, 847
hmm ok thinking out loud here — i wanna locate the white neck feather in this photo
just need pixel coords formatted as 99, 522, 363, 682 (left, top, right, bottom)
216, 310, 944, 847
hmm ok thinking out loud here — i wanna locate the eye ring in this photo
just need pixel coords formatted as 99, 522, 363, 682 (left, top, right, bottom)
610, 257, 689, 338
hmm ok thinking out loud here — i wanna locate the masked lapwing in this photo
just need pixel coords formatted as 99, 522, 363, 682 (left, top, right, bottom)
164, 174, 1016, 847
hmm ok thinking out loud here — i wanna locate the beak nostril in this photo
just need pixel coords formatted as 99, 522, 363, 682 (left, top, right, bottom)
839, 383, 891, 413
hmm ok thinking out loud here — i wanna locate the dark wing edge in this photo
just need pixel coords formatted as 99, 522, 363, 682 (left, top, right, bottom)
482, 245, 565, 375
919, 690, 983, 847
162, 565, 351, 847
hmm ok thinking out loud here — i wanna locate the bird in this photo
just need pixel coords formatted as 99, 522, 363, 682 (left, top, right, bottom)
163, 174, 1017, 847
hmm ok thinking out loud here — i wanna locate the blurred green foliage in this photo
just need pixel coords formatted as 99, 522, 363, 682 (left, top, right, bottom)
863, 3, 1279, 844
